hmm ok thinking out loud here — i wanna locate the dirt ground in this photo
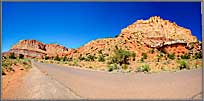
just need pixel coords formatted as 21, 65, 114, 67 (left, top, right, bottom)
2, 65, 27, 99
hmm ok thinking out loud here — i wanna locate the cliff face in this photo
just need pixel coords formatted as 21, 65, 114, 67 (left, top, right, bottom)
3, 16, 201, 60
11, 40, 46, 53
119, 16, 197, 45
4, 40, 69, 58
69, 16, 200, 61
45, 44, 68, 56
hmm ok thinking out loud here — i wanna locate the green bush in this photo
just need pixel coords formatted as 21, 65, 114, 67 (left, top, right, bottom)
181, 54, 190, 59
44, 55, 49, 60
122, 64, 128, 70
194, 52, 202, 59
137, 64, 150, 72
157, 54, 162, 62
86, 55, 96, 61
9, 53, 16, 59
109, 48, 135, 66
54, 55, 60, 61
140, 53, 147, 62
142, 53, 147, 59
19, 54, 24, 59
167, 53, 175, 60
107, 63, 118, 72
140, 57, 144, 62
178, 60, 188, 70
98, 50, 103, 54
62, 56, 68, 61
149, 49, 155, 54
73, 60, 78, 66
98, 55, 105, 62
79, 56, 85, 61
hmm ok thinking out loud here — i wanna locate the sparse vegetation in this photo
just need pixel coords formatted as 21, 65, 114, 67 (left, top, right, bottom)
157, 54, 162, 62
137, 64, 150, 72
19, 54, 24, 59
2, 58, 32, 75
9, 53, 16, 59
62, 56, 68, 61
54, 55, 60, 61
121, 64, 128, 70
167, 53, 175, 60
194, 52, 202, 59
180, 54, 190, 59
141, 53, 147, 62
79, 56, 85, 61
108, 47, 135, 66
98, 55, 105, 62
149, 49, 155, 54
107, 63, 118, 72
177, 60, 188, 70
73, 60, 78, 66
85, 55, 96, 61
142, 53, 147, 59
44, 55, 49, 60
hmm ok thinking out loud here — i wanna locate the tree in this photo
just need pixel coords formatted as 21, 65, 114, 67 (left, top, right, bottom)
109, 48, 135, 66
19, 54, 24, 59
9, 53, 16, 59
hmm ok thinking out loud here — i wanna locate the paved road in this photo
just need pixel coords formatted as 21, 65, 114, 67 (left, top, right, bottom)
3, 61, 202, 100
31, 61, 202, 100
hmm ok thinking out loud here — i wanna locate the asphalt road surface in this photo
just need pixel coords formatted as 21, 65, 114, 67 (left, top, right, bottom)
5, 61, 203, 100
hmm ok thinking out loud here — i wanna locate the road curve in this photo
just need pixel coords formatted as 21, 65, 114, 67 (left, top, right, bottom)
32, 61, 202, 100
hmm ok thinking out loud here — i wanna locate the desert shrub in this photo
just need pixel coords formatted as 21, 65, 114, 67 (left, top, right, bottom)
2, 59, 12, 68
73, 60, 78, 66
19, 54, 24, 59
180, 54, 190, 59
44, 55, 49, 60
98, 50, 103, 54
122, 64, 128, 70
167, 53, 175, 60
157, 54, 162, 62
109, 48, 135, 66
98, 55, 105, 62
142, 53, 147, 59
178, 60, 188, 70
140, 53, 147, 62
86, 55, 96, 61
54, 55, 60, 61
9, 53, 16, 59
79, 56, 85, 61
2, 70, 6, 75
149, 49, 155, 54
107, 63, 118, 72
140, 57, 144, 62
194, 52, 202, 59
137, 64, 150, 72
62, 56, 68, 61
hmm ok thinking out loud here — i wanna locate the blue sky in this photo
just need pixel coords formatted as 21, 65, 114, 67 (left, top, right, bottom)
2, 2, 201, 52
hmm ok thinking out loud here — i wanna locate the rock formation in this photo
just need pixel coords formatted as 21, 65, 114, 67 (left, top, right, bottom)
3, 16, 201, 61
3, 40, 69, 58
